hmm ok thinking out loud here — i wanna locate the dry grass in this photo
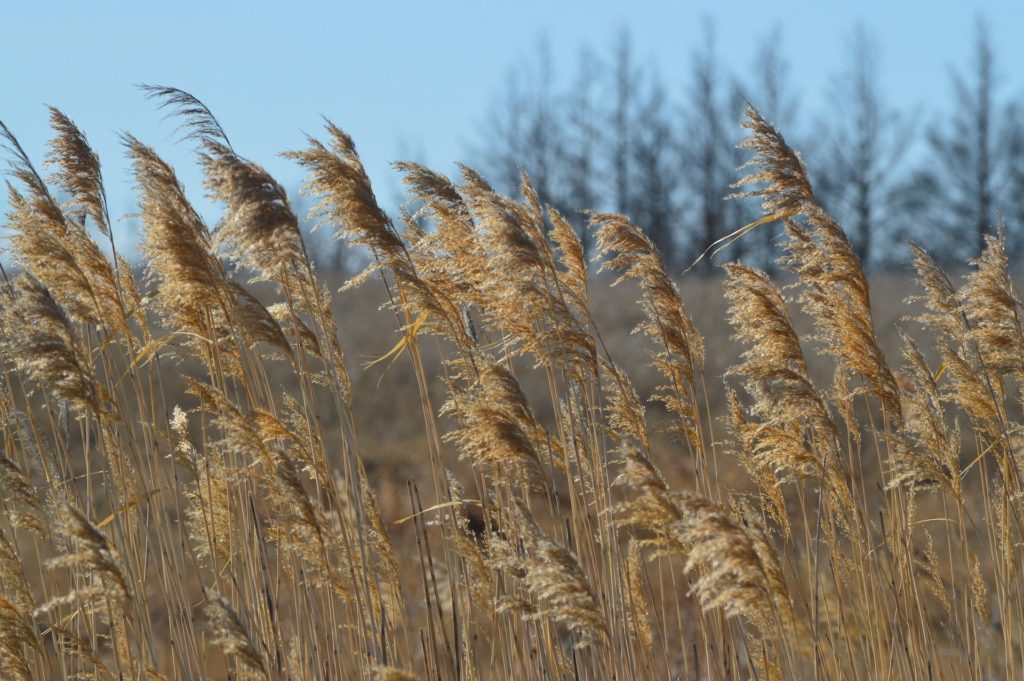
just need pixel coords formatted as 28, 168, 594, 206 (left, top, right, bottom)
0, 91, 1020, 680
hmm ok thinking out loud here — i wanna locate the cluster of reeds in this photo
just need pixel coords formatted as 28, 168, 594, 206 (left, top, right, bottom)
0, 90, 1020, 680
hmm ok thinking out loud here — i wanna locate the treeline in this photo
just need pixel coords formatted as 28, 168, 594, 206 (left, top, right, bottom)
469, 19, 1024, 271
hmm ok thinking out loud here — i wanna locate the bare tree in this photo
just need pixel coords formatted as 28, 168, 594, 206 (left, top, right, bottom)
750, 26, 798, 132
749, 28, 797, 269
724, 82, 755, 264
477, 68, 528, 192
729, 27, 799, 270
632, 76, 679, 266
814, 24, 913, 268
475, 36, 563, 207
608, 27, 640, 218
520, 38, 562, 209
1005, 104, 1024, 250
562, 46, 602, 256
681, 22, 730, 271
905, 17, 1018, 261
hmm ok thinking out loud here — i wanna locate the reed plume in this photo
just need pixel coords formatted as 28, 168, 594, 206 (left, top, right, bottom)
735, 106, 902, 427
2, 275, 101, 415
615, 447, 792, 635
39, 504, 131, 616
2, 120, 121, 330
0, 596, 40, 681
201, 590, 268, 680
590, 212, 704, 447
124, 134, 225, 336
45, 108, 112, 238
489, 499, 607, 648
723, 262, 855, 528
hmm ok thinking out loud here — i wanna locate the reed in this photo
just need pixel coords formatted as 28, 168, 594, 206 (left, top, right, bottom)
0, 90, 1019, 680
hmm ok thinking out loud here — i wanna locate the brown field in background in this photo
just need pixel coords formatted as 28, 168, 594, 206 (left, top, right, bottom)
318, 269, 918, 509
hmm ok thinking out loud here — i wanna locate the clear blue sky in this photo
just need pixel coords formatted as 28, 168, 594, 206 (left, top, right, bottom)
2, 1, 1022, 257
